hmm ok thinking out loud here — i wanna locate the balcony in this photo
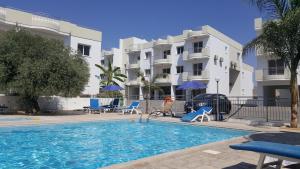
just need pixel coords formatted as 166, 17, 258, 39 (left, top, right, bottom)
153, 39, 172, 47
127, 62, 140, 69
127, 45, 141, 53
32, 15, 60, 31
186, 31, 209, 39
103, 50, 113, 57
125, 78, 141, 86
0, 7, 6, 20
182, 71, 210, 81
154, 75, 171, 84
256, 68, 290, 81
154, 57, 172, 65
183, 48, 210, 61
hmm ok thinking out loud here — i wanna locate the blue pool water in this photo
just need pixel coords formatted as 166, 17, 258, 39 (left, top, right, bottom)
0, 120, 251, 169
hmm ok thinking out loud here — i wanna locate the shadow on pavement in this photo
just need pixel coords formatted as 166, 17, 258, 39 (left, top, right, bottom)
248, 132, 300, 145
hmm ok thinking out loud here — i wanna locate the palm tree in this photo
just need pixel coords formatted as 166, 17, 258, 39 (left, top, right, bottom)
245, 0, 300, 127
95, 61, 127, 86
136, 70, 165, 114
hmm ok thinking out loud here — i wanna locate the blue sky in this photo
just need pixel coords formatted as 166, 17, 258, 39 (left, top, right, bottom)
0, 0, 261, 67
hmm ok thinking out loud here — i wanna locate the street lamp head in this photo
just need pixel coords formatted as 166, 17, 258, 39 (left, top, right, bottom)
215, 77, 220, 82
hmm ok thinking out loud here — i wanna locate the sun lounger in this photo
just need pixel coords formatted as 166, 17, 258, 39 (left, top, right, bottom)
122, 101, 140, 115
230, 141, 300, 169
181, 106, 212, 122
102, 98, 120, 112
89, 98, 106, 114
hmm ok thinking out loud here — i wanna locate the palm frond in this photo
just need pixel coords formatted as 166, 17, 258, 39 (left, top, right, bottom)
114, 73, 127, 78
95, 64, 107, 73
113, 76, 125, 82
248, 0, 291, 18
112, 67, 120, 73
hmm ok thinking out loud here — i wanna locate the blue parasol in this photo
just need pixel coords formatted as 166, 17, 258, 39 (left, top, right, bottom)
102, 85, 124, 91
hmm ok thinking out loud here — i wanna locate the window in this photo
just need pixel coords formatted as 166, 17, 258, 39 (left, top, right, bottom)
193, 63, 203, 76
268, 59, 284, 75
237, 52, 241, 60
101, 60, 105, 65
176, 66, 184, 73
145, 52, 151, 59
162, 68, 170, 78
177, 46, 184, 54
193, 41, 203, 53
100, 74, 105, 79
77, 44, 90, 56
145, 69, 151, 76
163, 50, 171, 59
137, 56, 140, 60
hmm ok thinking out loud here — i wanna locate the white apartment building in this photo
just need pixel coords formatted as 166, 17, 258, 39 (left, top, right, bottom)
101, 25, 254, 100
0, 7, 102, 95
255, 18, 295, 100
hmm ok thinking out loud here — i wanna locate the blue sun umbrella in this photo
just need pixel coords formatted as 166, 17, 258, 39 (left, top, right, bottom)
177, 81, 207, 90
177, 81, 207, 111
102, 85, 124, 91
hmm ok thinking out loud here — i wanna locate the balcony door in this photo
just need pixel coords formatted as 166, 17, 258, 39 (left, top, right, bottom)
193, 63, 203, 76
163, 50, 171, 59
193, 41, 203, 53
268, 59, 284, 75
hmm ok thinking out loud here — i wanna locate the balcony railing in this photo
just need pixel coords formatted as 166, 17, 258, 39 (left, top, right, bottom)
256, 68, 290, 81
127, 45, 141, 53
183, 47, 210, 61
182, 71, 210, 81
153, 57, 172, 65
186, 31, 209, 39
153, 39, 172, 47
125, 78, 141, 86
127, 62, 140, 69
103, 50, 113, 56
32, 15, 60, 31
154, 75, 171, 84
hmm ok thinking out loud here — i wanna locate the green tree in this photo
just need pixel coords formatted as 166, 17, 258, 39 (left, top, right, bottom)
95, 61, 127, 86
0, 30, 89, 114
245, 0, 300, 127
136, 70, 164, 114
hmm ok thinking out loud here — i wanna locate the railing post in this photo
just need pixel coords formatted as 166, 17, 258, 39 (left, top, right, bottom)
266, 99, 269, 122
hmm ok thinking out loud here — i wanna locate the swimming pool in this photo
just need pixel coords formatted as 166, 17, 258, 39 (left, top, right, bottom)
0, 120, 251, 168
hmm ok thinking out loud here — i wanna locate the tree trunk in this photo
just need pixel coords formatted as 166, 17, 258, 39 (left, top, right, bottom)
22, 96, 40, 115
290, 71, 298, 128
145, 97, 149, 114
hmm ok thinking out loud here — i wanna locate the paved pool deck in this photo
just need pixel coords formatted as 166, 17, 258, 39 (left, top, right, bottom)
0, 113, 299, 169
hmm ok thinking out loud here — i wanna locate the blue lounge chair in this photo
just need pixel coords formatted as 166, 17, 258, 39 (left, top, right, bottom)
89, 98, 106, 114
230, 141, 300, 169
122, 101, 140, 115
181, 106, 212, 122
102, 98, 120, 112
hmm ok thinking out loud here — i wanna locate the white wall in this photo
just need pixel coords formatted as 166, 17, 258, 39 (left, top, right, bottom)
69, 36, 102, 95
0, 96, 114, 112
206, 35, 230, 95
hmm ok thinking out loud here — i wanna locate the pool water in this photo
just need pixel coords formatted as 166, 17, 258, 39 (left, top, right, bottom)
0, 120, 251, 169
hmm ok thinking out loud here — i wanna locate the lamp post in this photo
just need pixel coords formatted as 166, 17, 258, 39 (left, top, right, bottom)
215, 77, 220, 121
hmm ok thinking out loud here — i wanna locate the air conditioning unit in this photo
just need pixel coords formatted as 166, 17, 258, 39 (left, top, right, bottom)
234, 62, 238, 69
219, 57, 224, 62
214, 55, 219, 60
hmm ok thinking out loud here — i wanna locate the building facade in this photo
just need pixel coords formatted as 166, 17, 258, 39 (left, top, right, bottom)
0, 7, 102, 95
255, 18, 295, 100
101, 25, 254, 100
